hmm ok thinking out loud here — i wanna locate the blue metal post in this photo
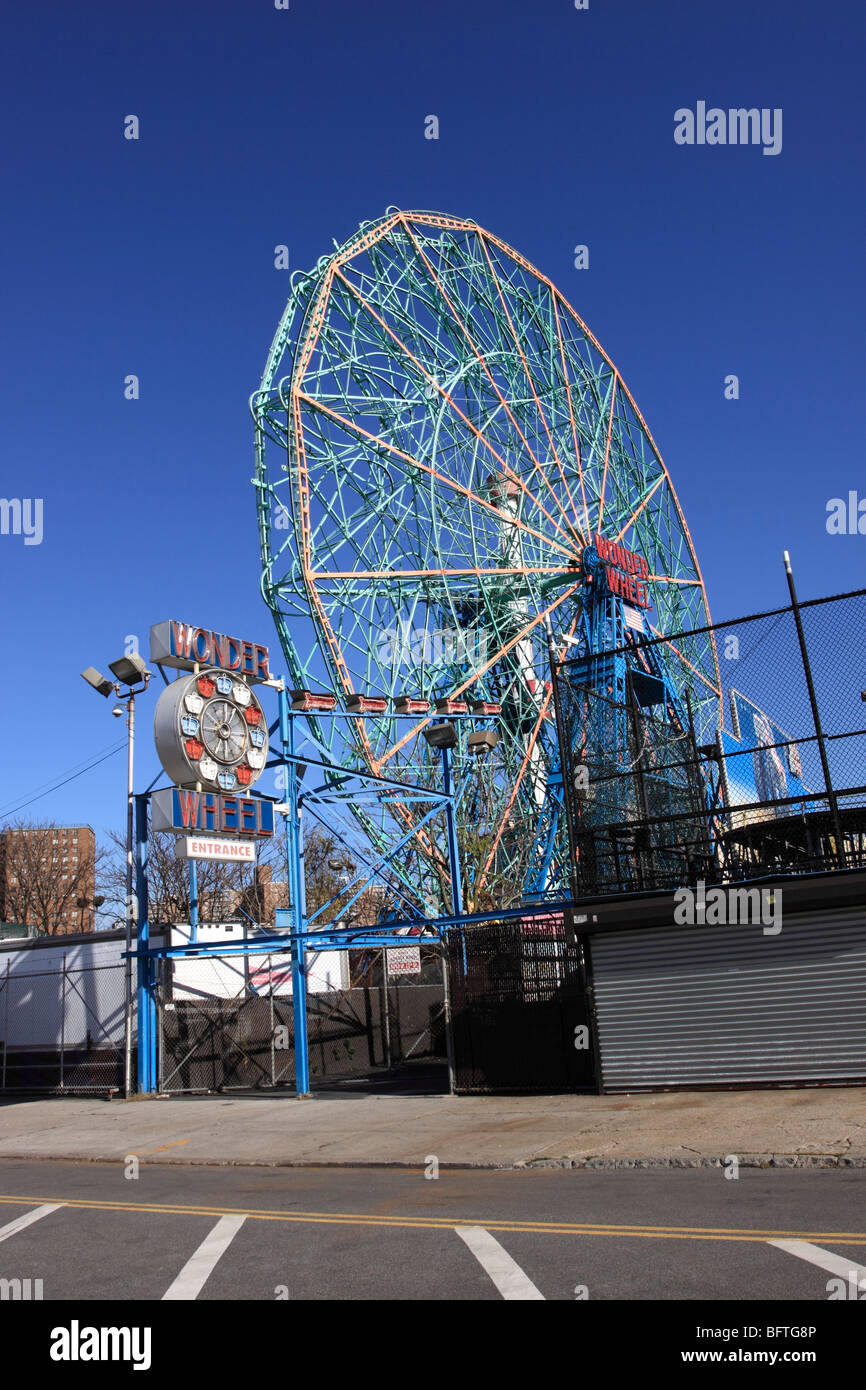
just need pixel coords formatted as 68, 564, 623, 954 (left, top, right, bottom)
279, 687, 310, 1096
440, 740, 468, 981
188, 858, 199, 943
135, 794, 156, 1094
440, 743, 463, 917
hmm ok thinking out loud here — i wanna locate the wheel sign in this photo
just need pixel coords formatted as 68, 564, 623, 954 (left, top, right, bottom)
153, 667, 270, 793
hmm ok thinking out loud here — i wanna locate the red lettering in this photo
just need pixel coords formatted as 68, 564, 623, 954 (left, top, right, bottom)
170, 621, 195, 662
211, 631, 228, 667
178, 790, 200, 828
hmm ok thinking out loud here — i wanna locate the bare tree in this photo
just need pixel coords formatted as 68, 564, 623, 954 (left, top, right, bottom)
99, 818, 374, 932
101, 824, 287, 928
0, 820, 107, 936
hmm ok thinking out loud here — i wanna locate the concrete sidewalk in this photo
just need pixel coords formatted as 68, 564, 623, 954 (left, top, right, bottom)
1, 1087, 865, 1169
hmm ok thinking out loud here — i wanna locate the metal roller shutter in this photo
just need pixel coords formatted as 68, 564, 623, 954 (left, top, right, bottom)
589, 907, 866, 1090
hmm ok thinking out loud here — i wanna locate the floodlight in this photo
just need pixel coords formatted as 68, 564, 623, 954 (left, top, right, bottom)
108, 652, 149, 686
423, 723, 457, 750
468, 730, 499, 756
81, 667, 114, 698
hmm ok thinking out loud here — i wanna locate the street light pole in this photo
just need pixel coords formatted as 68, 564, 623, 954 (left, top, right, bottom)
123, 688, 136, 1099
81, 651, 150, 1098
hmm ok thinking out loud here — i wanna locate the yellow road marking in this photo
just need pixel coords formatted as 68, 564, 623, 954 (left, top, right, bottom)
0, 1193, 864, 1244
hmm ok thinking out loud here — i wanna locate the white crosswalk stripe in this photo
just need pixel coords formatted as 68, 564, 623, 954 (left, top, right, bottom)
162, 1214, 247, 1301
769, 1239, 866, 1291
0, 1204, 63, 1243
455, 1225, 545, 1300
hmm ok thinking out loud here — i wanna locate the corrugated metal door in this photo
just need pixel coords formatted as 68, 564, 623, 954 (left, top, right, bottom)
589, 908, 866, 1089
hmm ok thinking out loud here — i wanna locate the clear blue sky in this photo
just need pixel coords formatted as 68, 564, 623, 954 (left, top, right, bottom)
0, 0, 863, 841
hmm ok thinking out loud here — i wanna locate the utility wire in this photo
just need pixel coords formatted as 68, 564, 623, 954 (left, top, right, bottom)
0, 738, 130, 818
0, 742, 127, 821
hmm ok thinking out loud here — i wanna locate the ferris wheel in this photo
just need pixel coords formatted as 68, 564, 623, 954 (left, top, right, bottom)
252, 210, 720, 914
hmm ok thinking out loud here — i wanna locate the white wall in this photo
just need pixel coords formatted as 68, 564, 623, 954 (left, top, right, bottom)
0, 931, 145, 1048
170, 922, 348, 999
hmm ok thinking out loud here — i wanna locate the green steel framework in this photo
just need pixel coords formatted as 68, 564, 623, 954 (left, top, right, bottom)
251, 209, 721, 916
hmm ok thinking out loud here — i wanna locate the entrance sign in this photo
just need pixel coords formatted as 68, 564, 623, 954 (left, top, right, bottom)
175, 836, 256, 862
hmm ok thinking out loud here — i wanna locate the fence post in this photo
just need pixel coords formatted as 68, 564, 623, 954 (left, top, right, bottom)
269, 960, 274, 1086
440, 941, 456, 1095
784, 552, 844, 864
2, 961, 9, 1089
381, 949, 392, 1070
60, 954, 67, 1092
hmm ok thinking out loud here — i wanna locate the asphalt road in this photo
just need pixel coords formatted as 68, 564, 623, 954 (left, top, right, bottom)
0, 1159, 864, 1303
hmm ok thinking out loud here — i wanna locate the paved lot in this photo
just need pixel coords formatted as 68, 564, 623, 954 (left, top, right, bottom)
1, 1086, 865, 1168
0, 1160, 864, 1302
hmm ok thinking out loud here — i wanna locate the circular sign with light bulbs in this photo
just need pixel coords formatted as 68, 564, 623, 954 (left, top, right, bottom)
153, 668, 269, 793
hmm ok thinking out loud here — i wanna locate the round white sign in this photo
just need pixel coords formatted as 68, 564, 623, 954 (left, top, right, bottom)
153, 668, 269, 793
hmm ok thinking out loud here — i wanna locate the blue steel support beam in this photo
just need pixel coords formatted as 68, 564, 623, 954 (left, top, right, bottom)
188, 858, 199, 944
134, 793, 156, 1094
440, 743, 463, 918
135, 892, 577, 962
302, 796, 450, 926
280, 687, 311, 1097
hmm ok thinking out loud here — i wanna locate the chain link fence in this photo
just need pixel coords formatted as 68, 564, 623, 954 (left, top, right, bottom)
158, 945, 447, 1093
0, 957, 126, 1092
557, 587, 866, 896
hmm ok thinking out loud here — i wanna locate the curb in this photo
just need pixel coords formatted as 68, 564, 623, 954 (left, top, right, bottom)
519, 1154, 866, 1170
0, 1151, 863, 1171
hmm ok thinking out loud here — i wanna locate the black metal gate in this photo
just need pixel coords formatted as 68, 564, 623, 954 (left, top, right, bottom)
445, 919, 595, 1093
157, 951, 447, 1093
